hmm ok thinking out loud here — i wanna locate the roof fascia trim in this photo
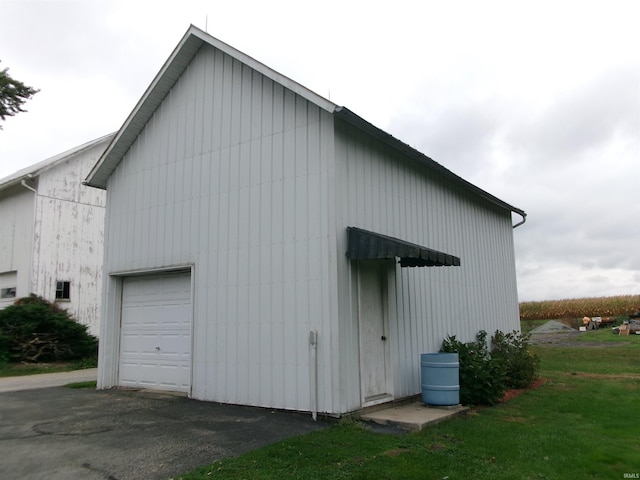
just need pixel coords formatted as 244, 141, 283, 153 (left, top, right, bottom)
85, 29, 205, 189
190, 28, 336, 113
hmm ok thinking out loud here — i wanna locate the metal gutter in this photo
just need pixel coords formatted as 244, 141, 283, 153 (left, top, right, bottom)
512, 213, 527, 229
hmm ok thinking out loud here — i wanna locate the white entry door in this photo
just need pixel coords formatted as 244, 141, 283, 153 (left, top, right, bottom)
119, 272, 192, 393
358, 262, 392, 406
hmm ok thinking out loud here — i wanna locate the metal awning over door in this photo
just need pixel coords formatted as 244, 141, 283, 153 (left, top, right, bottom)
346, 226, 461, 267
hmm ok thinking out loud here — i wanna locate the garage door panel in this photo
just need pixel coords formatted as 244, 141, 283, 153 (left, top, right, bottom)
122, 305, 190, 329
119, 334, 144, 354
120, 335, 190, 357
119, 273, 191, 393
120, 362, 189, 389
158, 364, 190, 389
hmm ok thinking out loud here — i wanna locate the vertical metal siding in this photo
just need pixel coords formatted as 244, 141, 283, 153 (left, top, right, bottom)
334, 122, 520, 410
102, 45, 336, 413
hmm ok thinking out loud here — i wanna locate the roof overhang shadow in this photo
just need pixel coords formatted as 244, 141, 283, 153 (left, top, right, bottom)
346, 227, 461, 267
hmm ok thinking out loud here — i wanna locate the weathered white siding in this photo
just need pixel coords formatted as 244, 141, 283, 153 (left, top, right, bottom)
100, 44, 339, 412
333, 121, 520, 411
0, 137, 109, 333
0, 185, 34, 303
30, 142, 107, 334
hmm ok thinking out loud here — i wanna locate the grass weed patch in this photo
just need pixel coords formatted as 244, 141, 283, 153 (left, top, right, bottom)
65, 380, 97, 389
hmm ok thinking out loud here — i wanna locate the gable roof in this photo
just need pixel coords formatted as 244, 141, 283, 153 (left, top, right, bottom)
0, 133, 114, 193
85, 25, 335, 191
84, 25, 525, 226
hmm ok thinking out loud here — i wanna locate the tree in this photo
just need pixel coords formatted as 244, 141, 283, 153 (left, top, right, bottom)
0, 62, 39, 129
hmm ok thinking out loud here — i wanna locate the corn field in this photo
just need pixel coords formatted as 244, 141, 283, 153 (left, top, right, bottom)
519, 295, 640, 321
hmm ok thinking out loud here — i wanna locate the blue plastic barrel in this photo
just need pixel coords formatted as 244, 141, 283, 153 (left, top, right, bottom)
420, 353, 460, 406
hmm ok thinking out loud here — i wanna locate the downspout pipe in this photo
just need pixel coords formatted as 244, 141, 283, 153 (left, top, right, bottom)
19, 175, 37, 301
20, 175, 37, 194
309, 330, 318, 421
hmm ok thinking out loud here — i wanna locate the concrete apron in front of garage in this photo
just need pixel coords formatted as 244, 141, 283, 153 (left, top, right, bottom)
0, 385, 326, 480
360, 399, 468, 432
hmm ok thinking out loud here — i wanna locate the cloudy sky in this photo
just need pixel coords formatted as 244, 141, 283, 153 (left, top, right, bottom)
1, 0, 638, 302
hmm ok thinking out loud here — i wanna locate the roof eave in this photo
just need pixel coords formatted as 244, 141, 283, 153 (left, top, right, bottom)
1, 133, 115, 192
333, 107, 526, 222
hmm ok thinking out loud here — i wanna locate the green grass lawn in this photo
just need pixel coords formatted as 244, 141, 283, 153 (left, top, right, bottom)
538, 329, 640, 375
173, 333, 640, 480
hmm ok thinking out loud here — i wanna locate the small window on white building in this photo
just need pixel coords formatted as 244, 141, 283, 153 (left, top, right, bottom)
1, 287, 16, 299
55, 281, 71, 300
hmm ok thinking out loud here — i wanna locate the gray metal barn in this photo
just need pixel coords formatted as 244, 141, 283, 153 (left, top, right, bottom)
86, 25, 525, 415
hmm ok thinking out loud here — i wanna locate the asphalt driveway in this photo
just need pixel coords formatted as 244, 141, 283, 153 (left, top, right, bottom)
0, 382, 327, 480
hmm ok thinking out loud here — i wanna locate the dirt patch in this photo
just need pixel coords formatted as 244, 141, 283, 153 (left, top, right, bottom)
501, 415, 528, 423
500, 377, 547, 403
427, 443, 447, 451
384, 448, 410, 456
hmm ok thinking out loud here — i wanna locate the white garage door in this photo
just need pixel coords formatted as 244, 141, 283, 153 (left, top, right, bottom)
119, 272, 192, 393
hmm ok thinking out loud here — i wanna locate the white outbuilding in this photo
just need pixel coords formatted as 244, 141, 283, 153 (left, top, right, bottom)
0, 134, 113, 335
85, 26, 526, 415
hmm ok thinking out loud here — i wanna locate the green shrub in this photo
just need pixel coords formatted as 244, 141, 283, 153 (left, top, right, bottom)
491, 330, 540, 389
441, 330, 506, 406
441, 329, 540, 406
0, 332, 9, 365
72, 356, 98, 369
0, 295, 97, 363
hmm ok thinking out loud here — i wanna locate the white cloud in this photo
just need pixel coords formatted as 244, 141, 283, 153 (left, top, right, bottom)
1, 0, 638, 301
